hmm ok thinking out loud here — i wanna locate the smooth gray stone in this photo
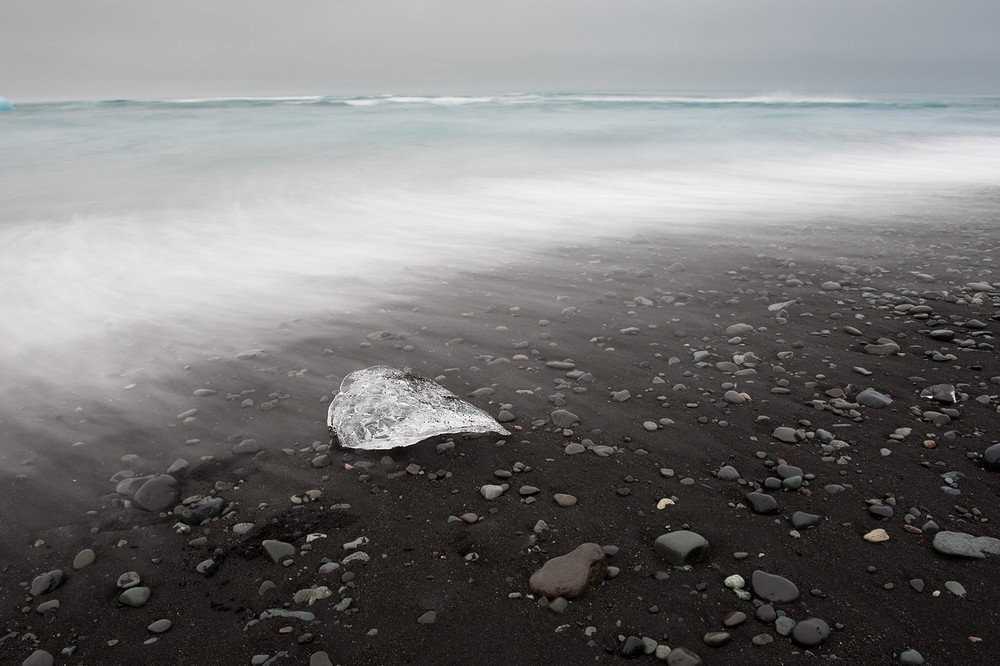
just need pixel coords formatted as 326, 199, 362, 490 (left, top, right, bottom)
982, 443, 1000, 471
666, 646, 704, 666
716, 465, 740, 481
928, 329, 955, 341
117, 571, 141, 588
791, 512, 822, 529
116, 474, 153, 497
723, 390, 746, 404
782, 475, 803, 490
417, 610, 437, 624
702, 631, 731, 647
148, 619, 172, 633
945, 581, 967, 597
775, 464, 803, 479
772, 427, 800, 443
550, 409, 581, 428
310, 653, 335, 666
932, 531, 1000, 559
756, 604, 777, 622
233, 438, 262, 454
480, 484, 504, 500
869, 504, 894, 519
119, 586, 151, 607
899, 649, 925, 664
752, 570, 800, 603
133, 475, 180, 512
857, 388, 892, 408
263, 539, 296, 563
775, 616, 796, 636
29, 570, 66, 596
21, 650, 55, 666
745, 492, 778, 515
621, 636, 645, 657
654, 530, 710, 566
864, 342, 900, 356
792, 617, 830, 646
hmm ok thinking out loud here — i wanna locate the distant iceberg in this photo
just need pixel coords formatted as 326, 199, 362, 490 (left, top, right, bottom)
0, 97, 14, 111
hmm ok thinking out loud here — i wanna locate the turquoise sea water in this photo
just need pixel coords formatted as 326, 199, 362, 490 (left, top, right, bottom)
2, 92, 999, 374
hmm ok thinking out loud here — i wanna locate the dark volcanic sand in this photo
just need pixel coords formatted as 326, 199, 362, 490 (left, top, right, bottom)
3, 208, 1000, 665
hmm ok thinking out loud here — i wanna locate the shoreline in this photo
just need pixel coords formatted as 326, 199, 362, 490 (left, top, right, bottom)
3, 210, 1000, 664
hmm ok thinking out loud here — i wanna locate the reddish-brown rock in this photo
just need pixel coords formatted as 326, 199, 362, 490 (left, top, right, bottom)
529, 543, 607, 599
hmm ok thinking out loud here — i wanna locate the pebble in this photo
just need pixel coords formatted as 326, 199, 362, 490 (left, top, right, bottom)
932, 531, 1000, 558
724, 574, 745, 589
702, 631, 731, 647
716, 465, 740, 481
751, 570, 800, 603
772, 427, 801, 443
775, 616, 796, 636
232, 438, 262, 455
553, 493, 577, 507
29, 570, 66, 596
653, 530, 710, 566
21, 651, 54, 666
856, 388, 892, 408
621, 636, 645, 656
755, 604, 777, 622
864, 529, 890, 543
263, 539, 296, 563
983, 443, 1000, 471
148, 619, 172, 633
664, 646, 703, 665
133, 475, 180, 512
791, 617, 830, 646
480, 484, 505, 500
551, 409, 581, 428
899, 649, 925, 664
723, 611, 747, 627
529, 543, 607, 599
791, 512, 821, 529
745, 492, 778, 515
119, 586, 151, 607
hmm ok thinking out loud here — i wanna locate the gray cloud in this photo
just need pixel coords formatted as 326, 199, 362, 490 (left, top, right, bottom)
3, 0, 999, 100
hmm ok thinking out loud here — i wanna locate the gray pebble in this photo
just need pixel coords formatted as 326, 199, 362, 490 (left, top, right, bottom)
148, 619, 172, 633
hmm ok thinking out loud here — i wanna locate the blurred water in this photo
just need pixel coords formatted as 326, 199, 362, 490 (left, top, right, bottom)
2, 93, 999, 380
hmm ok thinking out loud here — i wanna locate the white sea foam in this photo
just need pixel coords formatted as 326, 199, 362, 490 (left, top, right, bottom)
1, 93, 998, 386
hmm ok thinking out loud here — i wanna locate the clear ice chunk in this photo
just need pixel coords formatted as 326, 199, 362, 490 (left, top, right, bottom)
327, 365, 510, 450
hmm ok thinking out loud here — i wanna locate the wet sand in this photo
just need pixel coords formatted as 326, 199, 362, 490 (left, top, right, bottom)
3, 204, 1000, 665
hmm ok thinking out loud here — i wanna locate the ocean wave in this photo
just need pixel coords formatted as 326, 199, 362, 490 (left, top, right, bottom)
14, 91, 962, 111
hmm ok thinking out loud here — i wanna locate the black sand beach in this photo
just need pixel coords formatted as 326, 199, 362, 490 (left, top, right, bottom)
3, 203, 1000, 665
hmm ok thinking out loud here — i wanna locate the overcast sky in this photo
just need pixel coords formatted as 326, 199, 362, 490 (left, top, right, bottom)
3, 0, 999, 101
